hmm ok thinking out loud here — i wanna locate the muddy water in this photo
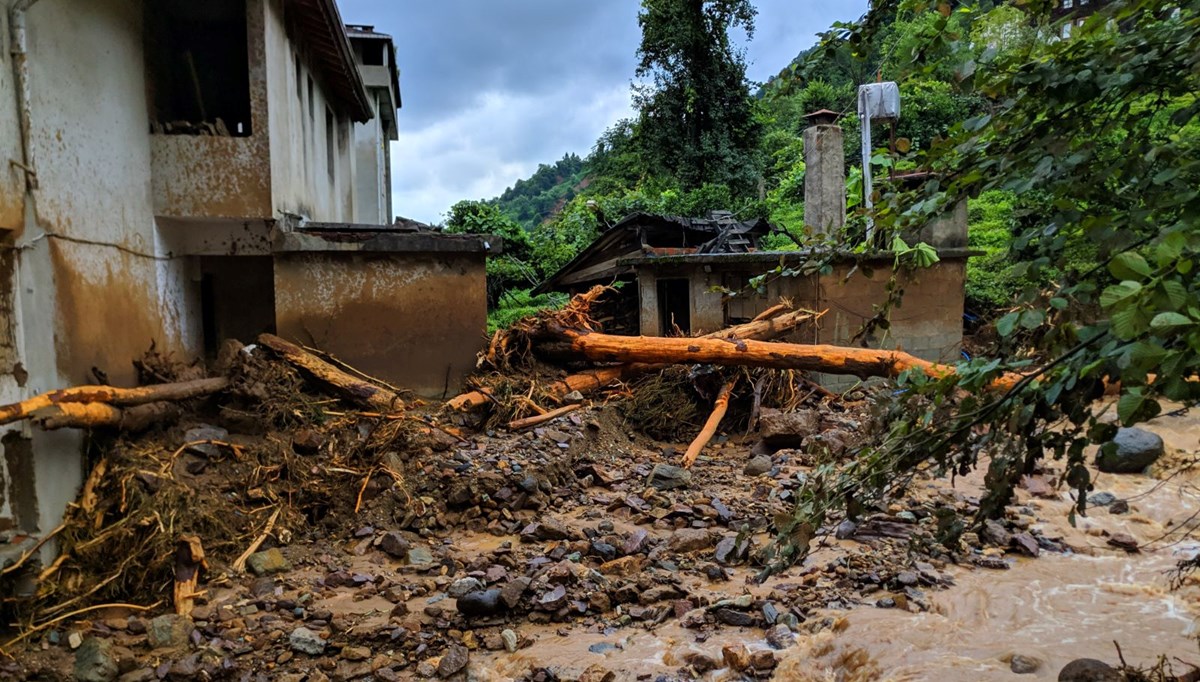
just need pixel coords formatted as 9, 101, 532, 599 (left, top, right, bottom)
472, 410, 1200, 681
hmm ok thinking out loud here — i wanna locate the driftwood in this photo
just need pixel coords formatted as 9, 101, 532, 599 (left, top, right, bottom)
173, 535, 207, 617
507, 404, 581, 431
0, 377, 227, 427
35, 402, 182, 431
546, 327, 1023, 392
682, 379, 737, 468
258, 334, 404, 412
448, 306, 823, 410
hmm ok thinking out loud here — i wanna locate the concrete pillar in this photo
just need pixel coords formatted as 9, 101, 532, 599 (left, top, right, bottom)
802, 123, 846, 240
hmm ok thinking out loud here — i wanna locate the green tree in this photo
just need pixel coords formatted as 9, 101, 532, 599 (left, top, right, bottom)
442, 200, 538, 306
634, 0, 763, 192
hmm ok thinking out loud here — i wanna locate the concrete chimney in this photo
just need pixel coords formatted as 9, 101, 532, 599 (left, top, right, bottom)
802, 111, 846, 241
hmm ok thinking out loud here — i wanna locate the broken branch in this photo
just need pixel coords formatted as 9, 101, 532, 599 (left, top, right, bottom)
0, 377, 227, 427
507, 404, 582, 431
258, 334, 405, 412
683, 379, 737, 468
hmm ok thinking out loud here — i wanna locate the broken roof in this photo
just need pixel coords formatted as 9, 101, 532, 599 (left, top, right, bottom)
533, 212, 772, 295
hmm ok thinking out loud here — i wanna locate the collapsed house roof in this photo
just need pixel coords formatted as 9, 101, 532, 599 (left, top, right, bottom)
533, 212, 773, 295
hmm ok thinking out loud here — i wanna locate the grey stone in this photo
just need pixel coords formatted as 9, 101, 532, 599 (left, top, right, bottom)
246, 548, 291, 576
982, 520, 1012, 547
1058, 658, 1121, 682
538, 585, 568, 610
1010, 654, 1041, 674
714, 608, 755, 627
500, 629, 518, 653
743, 455, 773, 477
183, 425, 229, 458
834, 519, 857, 540
647, 463, 692, 491
713, 535, 749, 566
406, 546, 435, 568
1087, 491, 1116, 507
563, 391, 585, 404
438, 645, 469, 677
146, 614, 194, 649
765, 624, 795, 650
448, 577, 484, 598
74, 637, 119, 682
1096, 427, 1164, 474
457, 588, 506, 617
289, 626, 327, 655
758, 409, 820, 447
500, 576, 532, 608
378, 531, 410, 558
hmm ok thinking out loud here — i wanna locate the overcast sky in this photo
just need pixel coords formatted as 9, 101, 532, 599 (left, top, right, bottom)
336, 1, 870, 224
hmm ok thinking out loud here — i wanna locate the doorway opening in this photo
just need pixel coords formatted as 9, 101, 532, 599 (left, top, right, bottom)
656, 278, 690, 335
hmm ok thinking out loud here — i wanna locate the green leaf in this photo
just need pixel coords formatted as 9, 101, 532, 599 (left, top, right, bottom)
1109, 252, 1152, 281
1110, 306, 1147, 340
1160, 280, 1188, 309
995, 312, 1019, 337
1099, 282, 1141, 309
1150, 311, 1193, 330
1117, 391, 1144, 425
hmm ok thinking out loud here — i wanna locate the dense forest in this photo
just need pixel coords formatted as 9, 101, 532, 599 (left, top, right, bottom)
445, 0, 1050, 328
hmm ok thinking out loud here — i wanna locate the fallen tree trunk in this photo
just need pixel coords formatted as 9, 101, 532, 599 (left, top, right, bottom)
448, 307, 823, 410
682, 379, 737, 468
0, 377, 227, 427
548, 327, 1023, 392
258, 334, 404, 412
34, 402, 182, 431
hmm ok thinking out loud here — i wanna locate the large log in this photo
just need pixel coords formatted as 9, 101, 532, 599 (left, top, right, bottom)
548, 327, 1023, 391
0, 377, 227, 427
448, 307, 822, 410
258, 334, 404, 412
34, 402, 181, 431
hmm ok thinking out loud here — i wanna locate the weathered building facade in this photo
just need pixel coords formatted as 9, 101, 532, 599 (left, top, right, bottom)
0, 1, 491, 543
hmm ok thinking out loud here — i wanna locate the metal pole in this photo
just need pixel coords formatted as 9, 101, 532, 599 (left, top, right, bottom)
861, 111, 873, 244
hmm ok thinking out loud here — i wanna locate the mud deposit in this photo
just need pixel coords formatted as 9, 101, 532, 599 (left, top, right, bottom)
1, 354, 1197, 682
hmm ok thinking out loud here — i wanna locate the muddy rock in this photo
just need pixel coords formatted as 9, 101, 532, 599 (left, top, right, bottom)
668, 528, 716, 553
647, 463, 692, 490
1106, 532, 1139, 552
714, 608, 755, 626
765, 624, 796, 650
713, 535, 750, 566
246, 548, 291, 576
290, 428, 326, 455
378, 531, 411, 558
501, 576, 532, 608
1058, 658, 1121, 682
289, 626, 326, 655
537, 585, 568, 610
457, 588, 506, 617
74, 637, 119, 682
578, 664, 615, 682
1096, 427, 1164, 474
341, 645, 371, 661
722, 643, 751, 671
447, 577, 484, 598
406, 546, 435, 568
743, 455, 773, 476
758, 408, 819, 447
500, 629, 519, 653
146, 615, 194, 650
1087, 491, 1117, 507
438, 645, 469, 677
1009, 654, 1042, 674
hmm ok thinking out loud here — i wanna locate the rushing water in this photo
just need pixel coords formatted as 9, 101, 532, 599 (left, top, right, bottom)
470, 409, 1200, 681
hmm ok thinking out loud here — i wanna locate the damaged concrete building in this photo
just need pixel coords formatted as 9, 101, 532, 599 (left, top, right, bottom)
535, 118, 970, 390
0, 1, 493, 544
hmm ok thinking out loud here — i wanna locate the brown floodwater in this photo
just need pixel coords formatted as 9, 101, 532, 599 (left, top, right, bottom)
469, 408, 1200, 681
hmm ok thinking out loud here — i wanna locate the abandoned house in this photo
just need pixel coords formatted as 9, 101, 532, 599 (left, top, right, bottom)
0, 1, 494, 543
535, 117, 971, 390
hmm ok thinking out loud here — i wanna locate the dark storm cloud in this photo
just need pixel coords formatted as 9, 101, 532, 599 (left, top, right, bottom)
334, 1, 869, 223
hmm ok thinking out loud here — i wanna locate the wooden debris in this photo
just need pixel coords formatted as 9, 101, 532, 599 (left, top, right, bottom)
0, 377, 227, 427
683, 379, 737, 468
545, 326, 1023, 391
34, 402, 181, 431
507, 404, 582, 431
258, 333, 405, 412
232, 508, 282, 574
173, 536, 207, 617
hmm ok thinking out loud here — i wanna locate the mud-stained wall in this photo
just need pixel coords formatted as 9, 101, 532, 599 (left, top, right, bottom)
0, 12, 25, 231
150, 0, 272, 220
274, 253, 488, 398
265, 0, 357, 222
23, 0, 195, 385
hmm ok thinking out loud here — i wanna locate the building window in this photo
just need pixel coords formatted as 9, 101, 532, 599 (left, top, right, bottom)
145, 0, 252, 136
1063, 0, 1074, 8
326, 108, 335, 181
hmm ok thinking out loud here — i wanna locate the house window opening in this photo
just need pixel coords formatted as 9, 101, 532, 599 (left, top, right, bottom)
146, 0, 252, 136
657, 278, 691, 335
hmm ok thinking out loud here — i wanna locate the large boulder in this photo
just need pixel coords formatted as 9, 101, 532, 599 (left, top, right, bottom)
1058, 658, 1121, 682
1096, 427, 1164, 474
757, 409, 820, 448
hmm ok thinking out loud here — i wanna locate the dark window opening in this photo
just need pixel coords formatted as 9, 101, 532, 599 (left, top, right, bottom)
657, 279, 691, 335
360, 40, 386, 66
199, 256, 276, 359
146, 0, 251, 136
326, 108, 335, 180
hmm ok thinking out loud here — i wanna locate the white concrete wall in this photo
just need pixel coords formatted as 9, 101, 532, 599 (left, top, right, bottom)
0, 0, 200, 536
264, 0, 356, 222
353, 101, 387, 224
